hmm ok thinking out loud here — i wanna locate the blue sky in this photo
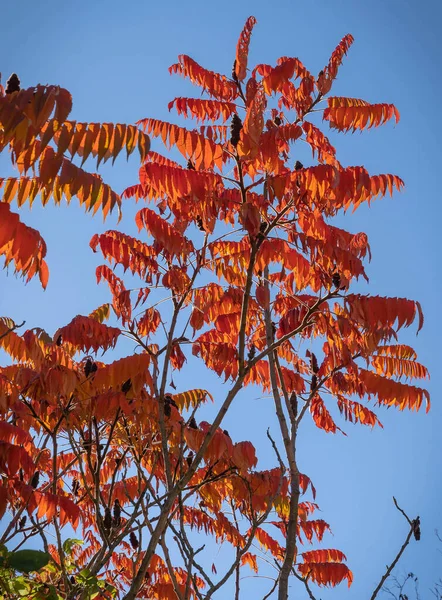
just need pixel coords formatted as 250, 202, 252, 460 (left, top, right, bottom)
1, 0, 441, 597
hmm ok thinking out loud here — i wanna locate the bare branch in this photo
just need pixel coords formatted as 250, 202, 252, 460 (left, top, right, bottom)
393, 496, 413, 526
370, 499, 420, 600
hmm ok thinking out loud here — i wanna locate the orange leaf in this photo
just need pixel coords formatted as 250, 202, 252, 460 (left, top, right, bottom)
170, 342, 186, 370
90, 230, 159, 283
0, 201, 49, 288
137, 307, 161, 338
358, 368, 430, 413
137, 117, 224, 170
172, 389, 213, 411
310, 395, 342, 434
169, 55, 239, 101
324, 97, 400, 132
235, 17, 257, 81
345, 294, 423, 334
241, 552, 258, 573
318, 33, 354, 94
136, 207, 194, 258
168, 97, 236, 123
237, 82, 266, 159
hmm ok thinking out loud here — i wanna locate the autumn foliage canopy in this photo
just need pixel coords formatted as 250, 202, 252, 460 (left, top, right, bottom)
0, 16, 429, 600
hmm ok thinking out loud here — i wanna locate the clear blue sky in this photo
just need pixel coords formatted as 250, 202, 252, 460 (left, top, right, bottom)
1, 0, 441, 597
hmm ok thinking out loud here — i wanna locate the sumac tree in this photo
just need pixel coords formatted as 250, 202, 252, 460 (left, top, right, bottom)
0, 16, 429, 600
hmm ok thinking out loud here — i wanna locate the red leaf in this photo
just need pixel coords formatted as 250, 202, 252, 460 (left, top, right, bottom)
240, 202, 261, 237
256, 285, 270, 310
54, 315, 121, 353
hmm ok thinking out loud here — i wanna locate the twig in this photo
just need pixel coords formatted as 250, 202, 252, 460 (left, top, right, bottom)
0, 320, 25, 341
203, 434, 285, 600
262, 577, 279, 600
393, 496, 412, 526
293, 570, 317, 600
266, 429, 286, 472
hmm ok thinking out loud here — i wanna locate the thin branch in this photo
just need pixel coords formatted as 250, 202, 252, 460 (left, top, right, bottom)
293, 570, 317, 600
266, 429, 286, 472
262, 577, 279, 600
393, 496, 412, 526
370, 499, 420, 600
159, 533, 185, 600
203, 434, 285, 600
0, 319, 25, 341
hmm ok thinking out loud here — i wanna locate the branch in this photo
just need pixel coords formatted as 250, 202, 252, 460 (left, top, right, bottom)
393, 496, 413, 526
262, 577, 279, 600
266, 429, 286, 472
159, 533, 185, 600
51, 430, 71, 594
370, 498, 420, 600
293, 570, 317, 600
238, 241, 258, 375
122, 269, 333, 599
157, 234, 209, 490
251, 292, 334, 369
263, 265, 299, 600
169, 520, 214, 590
0, 319, 25, 341
203, 434, 285, 600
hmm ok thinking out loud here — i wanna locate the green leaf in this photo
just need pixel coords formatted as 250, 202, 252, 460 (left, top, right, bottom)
42, 584, 59, 599
77, 568, 93, 581
0, 574, 13, 594
62, 538, 83, 556
12, 576, 31, 596
8, 550, 51, 573
0, 545, 8, 568
44, 562, 59, 574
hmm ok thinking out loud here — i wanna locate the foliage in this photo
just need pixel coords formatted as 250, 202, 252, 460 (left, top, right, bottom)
0, 542, 116, 599
0, 75, 149, 287
0, 16, 428, 600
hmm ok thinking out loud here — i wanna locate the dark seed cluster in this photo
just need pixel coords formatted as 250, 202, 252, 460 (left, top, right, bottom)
5, 73, 20, 94
230, 114, 243, 148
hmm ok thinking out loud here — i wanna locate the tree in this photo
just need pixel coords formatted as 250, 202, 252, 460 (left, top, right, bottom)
0, 16, 429, 600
